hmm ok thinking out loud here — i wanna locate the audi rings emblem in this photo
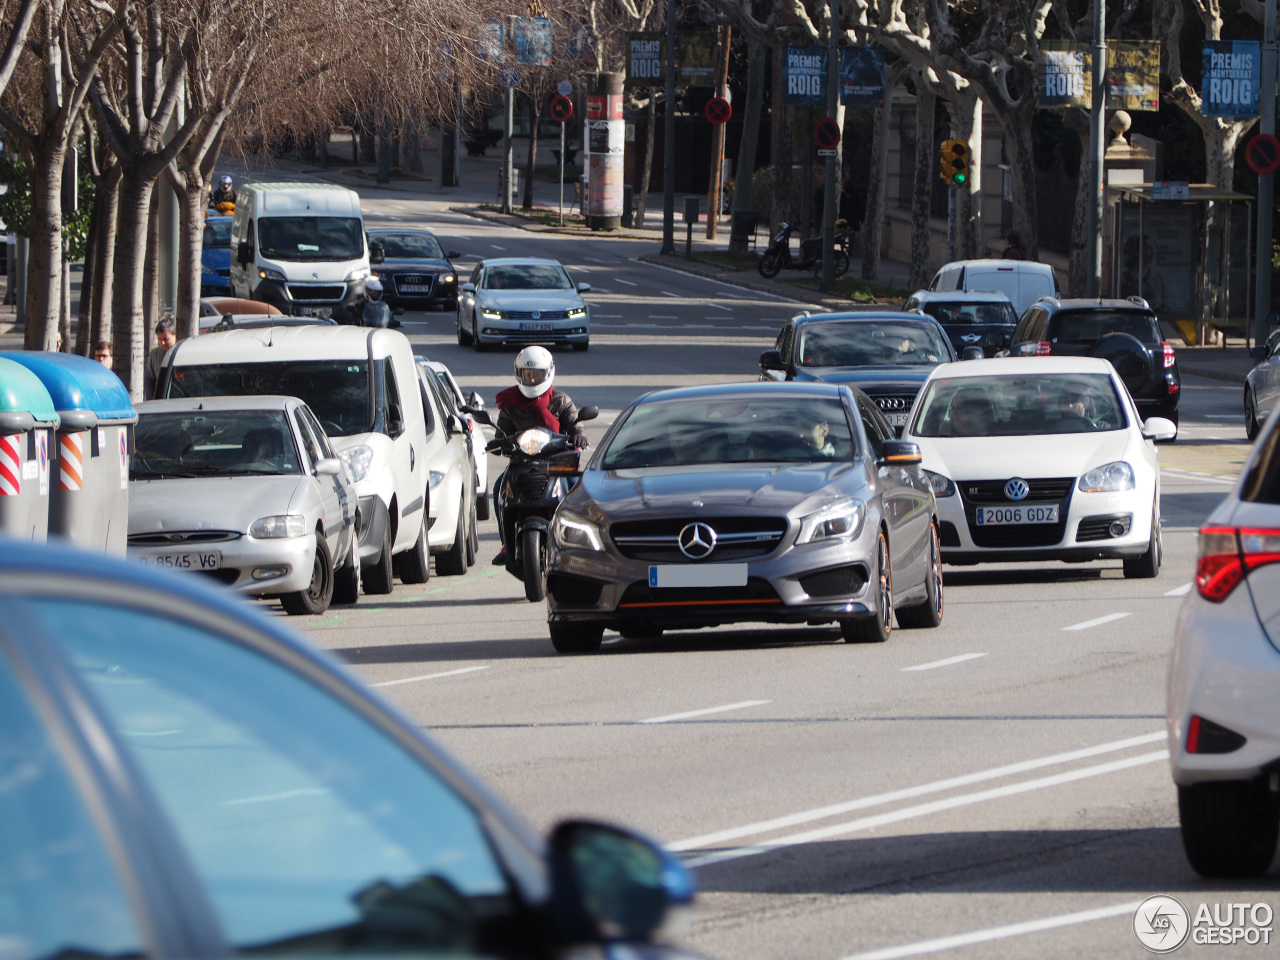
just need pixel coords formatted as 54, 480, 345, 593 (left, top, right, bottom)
678, 522, 717, 559
1004, 478, 1030, 501
876, 397, 907, 410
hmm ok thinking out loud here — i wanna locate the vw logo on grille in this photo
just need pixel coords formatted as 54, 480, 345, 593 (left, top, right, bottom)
678, 522, 717, 559
876, 396, 906, 410
961, 333, 982, 343
532, 310, 541, 320
1004, 478, 1030, 501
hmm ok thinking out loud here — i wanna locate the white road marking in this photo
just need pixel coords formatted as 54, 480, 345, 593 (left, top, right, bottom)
647, 315, 678, 320
1202, 414, 1240, 419
452, 235, 471, 239
682, 751, 1168, 868
706, 303, 734, 311
1164, 582, 1192, 597
584, 257, 611, 263
669, 731, 1165, 852
1160, 466, 1236, 485
594, 313, 622, 318
639, 700, 770, 724
372, 666, 489, 687
902, 653, 988, 672
637, 257, 818, 305
842, 899, 1145, 960
1062, 612, 1131, 632
660, 290, 682, 298
614, 278, 639, 286
490, 244, 506, 250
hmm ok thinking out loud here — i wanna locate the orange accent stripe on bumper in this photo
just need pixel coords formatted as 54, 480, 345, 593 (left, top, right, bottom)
618, 598, 782, 609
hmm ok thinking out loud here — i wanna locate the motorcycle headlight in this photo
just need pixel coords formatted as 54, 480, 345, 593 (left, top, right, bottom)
517, 428, 554, 455
338, 444, 374, 483
551, 509, 604, 552
1078, 461, 1135, 492
429, 470, 445, 489
923, 469, 955, 497
257, 266, 286, 282
345, 267, 371, 282
567, 305, 586, 318
250, 514, 306, 539
796, 498, 866, 544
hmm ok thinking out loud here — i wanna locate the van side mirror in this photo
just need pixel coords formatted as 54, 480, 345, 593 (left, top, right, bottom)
369, 240, 385, 265
237, 241, 252, 265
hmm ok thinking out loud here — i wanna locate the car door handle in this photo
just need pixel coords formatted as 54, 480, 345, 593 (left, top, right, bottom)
410, 446, 415, 471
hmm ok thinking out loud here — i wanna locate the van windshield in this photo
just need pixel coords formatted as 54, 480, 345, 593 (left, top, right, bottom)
258, 217, 364, 262
167, 361, 372, 436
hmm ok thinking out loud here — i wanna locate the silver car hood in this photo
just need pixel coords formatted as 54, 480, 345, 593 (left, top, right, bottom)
585, 462, 860, 519
129, 475, 310, 533
478, 289, 583, 309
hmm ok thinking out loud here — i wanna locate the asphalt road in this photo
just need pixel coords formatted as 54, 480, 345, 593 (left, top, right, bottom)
207, 194, 1280, 958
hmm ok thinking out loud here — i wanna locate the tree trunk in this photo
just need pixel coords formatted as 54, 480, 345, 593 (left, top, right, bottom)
142, 190, 161, 330
909, 79, 937, 290
523, 99, 541, 210
862, 72, 897, 281
174, 176, 206, 340
407, 124, 422, 173
75, 194, 98, 356
729, 38, 765, 253
112, 172, 157, 400
801, 110, 814, 240
636, 95, 656, 228
954, 90, 983, 260
59, 256, 70, 356
998, 101, 1040, 259
771, 44, 793, 233
21, 143, 66, 351
91, 166, 120, 350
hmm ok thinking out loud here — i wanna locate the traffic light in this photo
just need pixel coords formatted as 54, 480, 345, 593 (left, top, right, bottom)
939, 139, 969, 185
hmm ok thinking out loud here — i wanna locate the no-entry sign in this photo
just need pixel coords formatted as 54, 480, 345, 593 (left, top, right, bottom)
549, 95, 574, 124
1247, 134, 1280, 175
815, 117, 841, 150
705, 97, 732, 124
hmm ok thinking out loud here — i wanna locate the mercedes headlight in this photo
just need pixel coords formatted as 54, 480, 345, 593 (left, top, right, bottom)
345, 266, 371, 282
1078, 461, 1135, 493
517, 428, 554, 455
551, 509, 604, 552
339, 444, 374, 483
429, 470, 445, 489
250, 514, 306, 538
567, 305, 586, 318
923, 469, 956, 497
257, 266, 286, 282
796, 498, 866, 544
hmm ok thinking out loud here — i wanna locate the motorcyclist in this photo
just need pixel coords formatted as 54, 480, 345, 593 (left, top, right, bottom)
210, 175, 237, 207
491, 345, 589, 564
361, 277, 391, 328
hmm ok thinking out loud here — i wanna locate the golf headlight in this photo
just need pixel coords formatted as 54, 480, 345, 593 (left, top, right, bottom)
339, 444, 374, 483
567, 305, 586, 318
482, 306, 503, 318
923, 469, 955, 497
345, 266, 370, 282
796, 498, 866, 544
551, 509, 604, 552
1078, 461, 1135, 492
258, 266, 286, 282
250, 515, 306, 539
517, 428, 554, 455
429, 470, 445, 489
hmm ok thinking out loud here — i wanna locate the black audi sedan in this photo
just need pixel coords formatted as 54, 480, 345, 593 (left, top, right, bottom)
759, 311, 958, 434
0, 538, 704, 960
367, 229, 461, 309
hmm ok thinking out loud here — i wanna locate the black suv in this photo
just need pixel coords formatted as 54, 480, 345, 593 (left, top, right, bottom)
1006, 297, 1180, 427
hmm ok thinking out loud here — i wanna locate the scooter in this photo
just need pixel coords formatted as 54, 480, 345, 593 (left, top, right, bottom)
757, 220, 851, 279
470, 405, 598, 602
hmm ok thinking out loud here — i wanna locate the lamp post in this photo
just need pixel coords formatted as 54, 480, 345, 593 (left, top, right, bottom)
1086, 0, 1106, 298
661, 0, 676, 254
1255, 0, 1278, 344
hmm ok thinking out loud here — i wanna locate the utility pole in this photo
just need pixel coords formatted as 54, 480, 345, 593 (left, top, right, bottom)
1255, 0, 1278, 344
661, 0, 677, 254
502, 85, 515, 214
1086, 0, 1106, 297
707, 25, 732, 239
821, 0, 839, 292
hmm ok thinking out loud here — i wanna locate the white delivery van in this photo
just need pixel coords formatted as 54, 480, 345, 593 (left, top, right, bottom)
927, 259, 1059, 315
230, 183, 375, 325
158, 326, 432, 595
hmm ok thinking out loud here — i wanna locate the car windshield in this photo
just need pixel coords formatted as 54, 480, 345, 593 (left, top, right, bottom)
377, 233, 445, 259
1051, 311, 1161, 344
797, 321, 950, 366
601, 395, 855, 468
920, 301, 1017, 326
132, 411, 301, 479
203, 220, 232, 248
167, 360, 371, 436
482, 264, 572, 290
912, 373, 1127, 438
258, 217, 364, 261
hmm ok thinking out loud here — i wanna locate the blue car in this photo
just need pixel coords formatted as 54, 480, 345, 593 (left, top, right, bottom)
201, 215, 232, 297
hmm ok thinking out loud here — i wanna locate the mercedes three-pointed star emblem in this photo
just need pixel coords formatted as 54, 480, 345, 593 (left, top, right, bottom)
678, 522, 717, 559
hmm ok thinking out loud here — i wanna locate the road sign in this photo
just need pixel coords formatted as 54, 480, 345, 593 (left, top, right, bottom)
500, 69, 521, 88
705, 96, 732, 124
817, 148, 836, 157
1152, 180, 1190, 200
1247, 134, 1280, 175
549, 95, 574, 124
556, 79, 573, 96
814, 117, 841, 151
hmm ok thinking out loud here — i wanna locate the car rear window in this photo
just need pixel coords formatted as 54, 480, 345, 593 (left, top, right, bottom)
920, 302, 1017, 326
1050, 310, 1160, 344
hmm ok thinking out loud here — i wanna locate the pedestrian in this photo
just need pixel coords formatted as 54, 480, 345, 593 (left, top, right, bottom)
144, 317, 177, 400
93, 340, 114, 369
1003, 230, 1028, 260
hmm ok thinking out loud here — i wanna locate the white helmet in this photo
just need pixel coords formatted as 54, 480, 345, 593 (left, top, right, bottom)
364, 277, 383, 302
514, 345, 554, 398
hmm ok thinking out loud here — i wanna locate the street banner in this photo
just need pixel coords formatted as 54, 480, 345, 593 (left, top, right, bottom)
677, 32, 719, 86
1040, 40, 1091, 108
1107, 41, 1160, 111
568, 25, 592, 61
1202, 40, 1259, 118
626, 32, 664, 87
784, 45, 827, 105
513, 18, 552, 66
840, 46, 885, 107
477, 20, 504, 62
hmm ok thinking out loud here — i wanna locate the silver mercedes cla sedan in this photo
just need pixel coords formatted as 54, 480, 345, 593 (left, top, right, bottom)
543, 382, 944, 652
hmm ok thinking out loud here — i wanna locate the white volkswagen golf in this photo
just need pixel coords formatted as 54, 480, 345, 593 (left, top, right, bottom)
903, 356, 1175, 576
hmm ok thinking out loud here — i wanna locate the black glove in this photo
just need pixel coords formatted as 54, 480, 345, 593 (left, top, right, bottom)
573, 434, 590, 449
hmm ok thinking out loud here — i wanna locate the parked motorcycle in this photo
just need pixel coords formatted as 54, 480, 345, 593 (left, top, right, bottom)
758, 220, 851, 279
469, 405, 599, 601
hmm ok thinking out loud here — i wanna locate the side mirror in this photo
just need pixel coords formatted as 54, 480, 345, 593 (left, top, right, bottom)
392, 307, 405, 316
759, 348, 784, 371
369, 240, 385, 265
461, 282, 476, 293
993, 349, 1010, 358
548, 820, 694, 946
465, 406, 494, 426
1266, 310, 1280, 326
314, 457, 342, 477
1141, 417, 1178, 442
236, 241, 252, 265
1251, 345, 1267, 361
386, 402, 405, 438
879, 439, 922, 466
576, 282, 592, 293
466, 391, 486, 411
447, 250, 462, 259
576, 405, 599, 423
962, 346, 985, 361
